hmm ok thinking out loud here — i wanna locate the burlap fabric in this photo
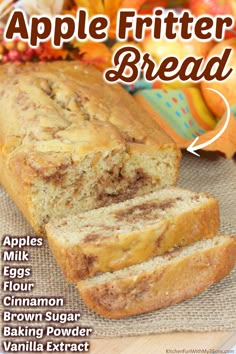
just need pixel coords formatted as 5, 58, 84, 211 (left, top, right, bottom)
0, 153, 235, 337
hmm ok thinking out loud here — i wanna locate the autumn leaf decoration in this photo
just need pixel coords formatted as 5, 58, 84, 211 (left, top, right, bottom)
71, 0, 147, 69
73, 0, 147, 38
0, 0, 13, 25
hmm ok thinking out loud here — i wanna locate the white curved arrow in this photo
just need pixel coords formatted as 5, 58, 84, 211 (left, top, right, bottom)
187, 88, 231, 157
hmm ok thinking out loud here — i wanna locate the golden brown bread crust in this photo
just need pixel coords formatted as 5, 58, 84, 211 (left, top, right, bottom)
0, 61, 181, 235
46, 193, 219, 282
77, 236, 236, 319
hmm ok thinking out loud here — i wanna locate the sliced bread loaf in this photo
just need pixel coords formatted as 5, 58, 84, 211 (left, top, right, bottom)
46, 188, 219, 282
77, 235, 236, 318
0, 62, 181, 236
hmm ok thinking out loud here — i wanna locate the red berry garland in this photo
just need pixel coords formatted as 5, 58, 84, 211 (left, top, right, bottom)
0, 28, 37, 64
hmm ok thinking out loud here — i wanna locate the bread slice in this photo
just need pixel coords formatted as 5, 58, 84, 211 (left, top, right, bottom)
77, 235, 236, 319
46, 188, 219, 282
0, 62, 181, 236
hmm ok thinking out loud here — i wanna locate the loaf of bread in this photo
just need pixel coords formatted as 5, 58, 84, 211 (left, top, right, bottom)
0, 62, 181, 236
46, 188, 219, 282
77, 235, 236, 319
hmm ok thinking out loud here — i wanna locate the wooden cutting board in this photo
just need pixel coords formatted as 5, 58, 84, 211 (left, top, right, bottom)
89, 332, 235, 354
